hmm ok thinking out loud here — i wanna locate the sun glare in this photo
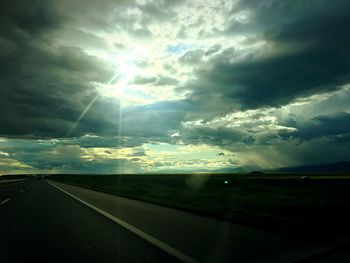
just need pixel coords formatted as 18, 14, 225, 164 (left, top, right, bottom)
98, 52, 146, 104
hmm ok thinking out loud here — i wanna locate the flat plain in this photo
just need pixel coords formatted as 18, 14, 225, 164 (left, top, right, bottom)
48, 173, 350, 243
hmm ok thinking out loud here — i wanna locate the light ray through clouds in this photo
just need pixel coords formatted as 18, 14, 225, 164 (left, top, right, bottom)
66, 74, 119, 137
0, 0, 350, 174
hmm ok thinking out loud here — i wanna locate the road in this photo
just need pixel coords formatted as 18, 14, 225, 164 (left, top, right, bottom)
0, 180, 179, 263
48, 181, 335, 263
1, 179, 347, 263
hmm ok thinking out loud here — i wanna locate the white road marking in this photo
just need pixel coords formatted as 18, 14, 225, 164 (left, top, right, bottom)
46, 180, 198, 263
1, 198, 10, 205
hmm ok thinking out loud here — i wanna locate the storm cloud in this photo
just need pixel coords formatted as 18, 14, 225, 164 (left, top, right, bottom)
182, 0, 350, 113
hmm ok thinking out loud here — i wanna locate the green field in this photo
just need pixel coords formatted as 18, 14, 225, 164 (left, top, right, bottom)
48, 173, 350, 243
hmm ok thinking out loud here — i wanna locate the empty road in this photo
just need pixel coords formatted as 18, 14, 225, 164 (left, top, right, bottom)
0, 180, 179, 263
1, 179, 348, 262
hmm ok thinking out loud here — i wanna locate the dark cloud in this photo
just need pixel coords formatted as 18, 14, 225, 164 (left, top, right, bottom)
0, 42, 118, 137
182, 0, 350, 114
130, 149, 146, 157
140, 0, 182, 19
55, 0, 134, 32
0, 138, 143, 173
0, 0, 122, 139
271, 137, 350, 168
121, 100, 192, 137
180, 126, 246, 146
284, 112, 350, 140
331, 133, 350, 145
57, 0, 181, 39
0, 0, 62, 37
179, 49, 204, 64
60, 135, 148, 148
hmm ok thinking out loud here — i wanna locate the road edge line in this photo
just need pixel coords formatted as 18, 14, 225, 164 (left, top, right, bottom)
46, 180, 198, 263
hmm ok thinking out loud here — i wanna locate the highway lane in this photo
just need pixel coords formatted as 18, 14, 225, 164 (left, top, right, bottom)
0, 179, 35, 202
48, 181, 334, 263
0, 180, 179, 263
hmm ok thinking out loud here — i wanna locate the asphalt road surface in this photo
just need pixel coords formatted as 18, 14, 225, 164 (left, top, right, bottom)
0, 180, 179, 263
1, 179, 348, 263
48, 181, 334, 263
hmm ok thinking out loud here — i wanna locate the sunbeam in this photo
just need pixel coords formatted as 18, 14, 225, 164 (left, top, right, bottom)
66, 74, 119, 137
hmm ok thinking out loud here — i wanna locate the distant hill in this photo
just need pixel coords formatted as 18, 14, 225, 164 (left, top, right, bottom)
276, 161, 350, 173
249, 171, 264, 175
214, 167, 247, 173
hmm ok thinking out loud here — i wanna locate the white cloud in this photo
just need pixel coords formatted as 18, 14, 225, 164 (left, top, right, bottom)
0, 151, 9, 157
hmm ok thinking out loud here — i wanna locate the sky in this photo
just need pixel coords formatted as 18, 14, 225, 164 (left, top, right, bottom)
0, 0, 350, 174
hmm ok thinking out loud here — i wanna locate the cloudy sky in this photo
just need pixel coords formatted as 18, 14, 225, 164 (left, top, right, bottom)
1, 0, 350, 174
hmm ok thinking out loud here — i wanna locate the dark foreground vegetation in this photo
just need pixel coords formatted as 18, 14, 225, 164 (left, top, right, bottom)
0, 174, 31, 180
49, 173, 350, 243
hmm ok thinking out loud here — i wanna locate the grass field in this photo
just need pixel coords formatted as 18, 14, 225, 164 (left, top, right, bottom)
0, 174, 31, 180
48, 173, 350, 243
